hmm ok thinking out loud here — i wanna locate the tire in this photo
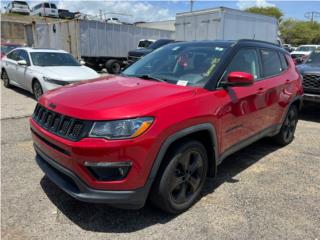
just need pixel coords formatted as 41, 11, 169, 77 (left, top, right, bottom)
2, 69, 11, 88
150, 140, 208, 214
272, 105, 298, 146
105, 59, 121, 74
32, 80, 43, 101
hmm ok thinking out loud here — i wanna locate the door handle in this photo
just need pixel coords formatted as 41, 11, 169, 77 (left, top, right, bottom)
257, 87, 265, 94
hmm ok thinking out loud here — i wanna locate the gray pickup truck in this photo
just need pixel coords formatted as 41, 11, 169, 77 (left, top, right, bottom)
297, 50, 320, 103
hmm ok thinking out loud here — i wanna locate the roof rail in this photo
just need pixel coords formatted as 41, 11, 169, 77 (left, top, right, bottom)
237, 39, 280, 47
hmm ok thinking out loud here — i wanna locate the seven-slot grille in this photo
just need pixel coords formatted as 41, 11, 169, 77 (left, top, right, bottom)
302, 74, 320, 94
32, 104, 89, 141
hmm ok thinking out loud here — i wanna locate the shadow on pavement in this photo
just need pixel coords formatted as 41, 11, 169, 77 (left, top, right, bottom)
4, 85, 35, 99
299, 102, 320, 123
41, 137, 280, 233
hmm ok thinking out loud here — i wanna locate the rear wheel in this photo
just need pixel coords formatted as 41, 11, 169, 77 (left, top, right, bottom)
150, 140, 208, 214
2, 69, 11, 88
33, 80, 43, 101
273, 105, 298, 146
105, 59, 121, 74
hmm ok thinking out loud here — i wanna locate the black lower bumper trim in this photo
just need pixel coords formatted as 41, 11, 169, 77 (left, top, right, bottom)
34, 144, 149, 209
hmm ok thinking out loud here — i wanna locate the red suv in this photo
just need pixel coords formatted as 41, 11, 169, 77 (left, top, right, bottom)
31, 40, 303, 213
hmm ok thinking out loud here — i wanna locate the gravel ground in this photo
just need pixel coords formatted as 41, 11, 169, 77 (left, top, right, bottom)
1, 84, 320, 240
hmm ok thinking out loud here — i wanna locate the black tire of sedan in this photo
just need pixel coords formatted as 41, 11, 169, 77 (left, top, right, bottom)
273, 105, 298, 146
105, 60, 121, 74
33, 80, 43, 101
150, 140, 208, 214
2, 70, 11, 88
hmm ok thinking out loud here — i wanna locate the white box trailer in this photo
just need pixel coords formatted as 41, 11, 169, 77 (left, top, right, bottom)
175, 7, 279, 44
31, 19, 174, 73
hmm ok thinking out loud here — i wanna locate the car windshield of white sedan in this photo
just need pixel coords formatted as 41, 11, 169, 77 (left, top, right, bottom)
122, 43, 228, 87
30, 52, 81, 67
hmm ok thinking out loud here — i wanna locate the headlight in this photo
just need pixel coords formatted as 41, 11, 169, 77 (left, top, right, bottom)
89, 117, 154, 139
43, 77, 69, 86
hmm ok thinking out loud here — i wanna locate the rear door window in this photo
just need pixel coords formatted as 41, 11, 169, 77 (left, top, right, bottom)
279, 53, 289, 71
260, 49, 282, 77
7, 50, 20, 61
44, 3, 50, 8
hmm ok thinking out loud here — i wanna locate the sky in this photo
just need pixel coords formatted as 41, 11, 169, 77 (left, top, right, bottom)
2, 0, 320, 23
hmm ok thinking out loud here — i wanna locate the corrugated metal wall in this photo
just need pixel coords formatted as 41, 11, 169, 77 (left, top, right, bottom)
33, 20, 174, 58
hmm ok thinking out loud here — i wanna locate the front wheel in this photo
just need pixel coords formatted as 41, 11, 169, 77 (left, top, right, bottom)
150, 140, 208, 214
273, 105, 298, 146
2, 69, 11, 88
33, 80, 43, 101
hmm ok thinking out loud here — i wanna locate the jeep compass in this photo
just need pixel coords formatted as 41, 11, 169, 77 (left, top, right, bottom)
31, 40, 303, 213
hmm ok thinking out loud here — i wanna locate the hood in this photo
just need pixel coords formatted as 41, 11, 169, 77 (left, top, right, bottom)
33, 66, 99, 81
40, 75, 197, 120
297, 63, 320, 75
128, 48, 153, 57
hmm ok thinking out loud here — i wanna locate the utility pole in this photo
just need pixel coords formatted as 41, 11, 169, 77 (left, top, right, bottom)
190, 0, 194, 12
305, 11, 320, 23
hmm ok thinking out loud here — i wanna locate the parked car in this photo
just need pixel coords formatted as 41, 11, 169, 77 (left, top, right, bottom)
1, 42, 22, 59
291, 45, 320, 63
30, 40, 303, 213
4, 1, 30, 15
58, 9, 75, 19
297, 50, 320, 103
106, 17, 122, 24
127, 39, 175, 64
31, 2, 58, 18
1, 48, 99, 100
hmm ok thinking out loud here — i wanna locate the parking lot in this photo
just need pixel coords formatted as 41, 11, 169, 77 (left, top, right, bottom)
1, 82, 319, 240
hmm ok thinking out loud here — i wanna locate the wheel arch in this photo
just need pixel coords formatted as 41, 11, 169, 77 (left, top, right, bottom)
148, 123, 219, 186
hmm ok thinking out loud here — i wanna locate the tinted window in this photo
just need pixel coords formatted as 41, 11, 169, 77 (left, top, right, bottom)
279, 53, 288, 71
222, 48, 260, 81
260, 49, 282, 77
306, 51, 320, 64
30, 52, 80, 66
50, 3, 57, 9
18, 50, 30, 65
13, 1, 28, 6
7, 50, 20, 61
44, 3, 50, 8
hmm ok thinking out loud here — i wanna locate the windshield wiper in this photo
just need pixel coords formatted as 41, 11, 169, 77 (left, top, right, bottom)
137, 74, 167, 82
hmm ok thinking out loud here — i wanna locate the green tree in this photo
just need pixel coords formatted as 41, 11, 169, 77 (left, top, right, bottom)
280, 19, 320, 45
245, 6, 284, 22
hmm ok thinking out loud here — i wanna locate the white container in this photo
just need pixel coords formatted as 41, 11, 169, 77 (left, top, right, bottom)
175, 7, 279, 44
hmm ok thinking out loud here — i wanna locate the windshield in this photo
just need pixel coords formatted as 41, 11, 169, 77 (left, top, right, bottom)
306, 51, 320, 65
1, 45, 21, 54
122, 43, 229, 87
30, 52, 81, 66
296, 46, 316, 52
148, 40, 173, 50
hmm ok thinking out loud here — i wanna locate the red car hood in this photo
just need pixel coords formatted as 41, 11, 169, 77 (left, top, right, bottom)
39, 75, 197, 120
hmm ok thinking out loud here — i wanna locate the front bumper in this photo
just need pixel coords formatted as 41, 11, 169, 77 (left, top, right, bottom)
35, 144, 149, 209
303, 93, 320, 103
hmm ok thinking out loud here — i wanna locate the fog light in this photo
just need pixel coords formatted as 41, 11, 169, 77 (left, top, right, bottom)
84, 161, 132, 181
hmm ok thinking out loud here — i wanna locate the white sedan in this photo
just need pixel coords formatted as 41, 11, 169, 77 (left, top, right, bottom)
1, 48, 99, 100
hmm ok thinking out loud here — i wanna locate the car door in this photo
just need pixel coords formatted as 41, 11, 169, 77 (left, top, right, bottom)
257, 49, 288, 126
15, 49, 32, 90
4, 50, 20, 86
216, 48, 267, 154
